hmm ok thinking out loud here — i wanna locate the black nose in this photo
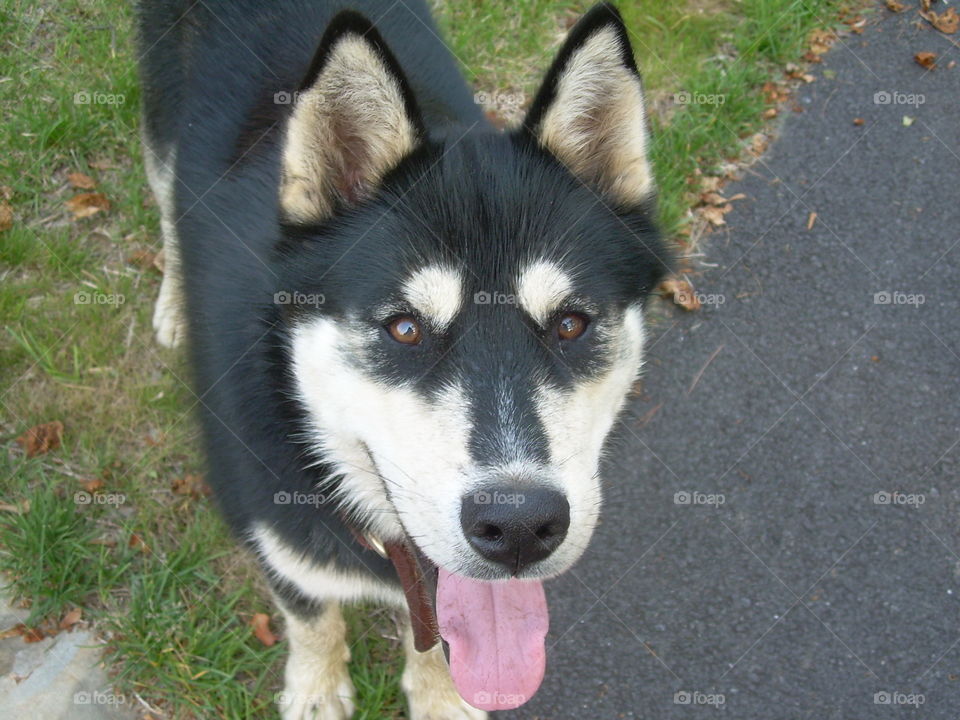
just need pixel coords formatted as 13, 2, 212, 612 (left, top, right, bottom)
460, 486, 570, 573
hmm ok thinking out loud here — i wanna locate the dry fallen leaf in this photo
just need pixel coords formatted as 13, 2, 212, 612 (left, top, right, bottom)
127, 249, 158, 270
885, 0, 906, 12
0, 499, 31, 514
59, 607, 83, 630
701, 205, 732, 227
0, 201, 12, 232
914, 52, 937, 70
700, 191, 728, 206
67, 172, 96, 190
171, 473, 212, 499
16, 421, 64, 458
853, 117, 865, 126
762, 107, 778, 119
128, 533, 150, 553
66, 192, 110, 219
700, 176, 723, 193
807, 211, 818, 230
659, 278, 702, 311
922, 8, 959, 34
81, 478, 104, 493
808, 29, 834, 55
251, 613, 278, 647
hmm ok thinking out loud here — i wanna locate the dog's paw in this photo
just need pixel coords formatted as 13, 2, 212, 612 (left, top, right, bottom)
278, 670, 355, 720
405, 691, 487, 720
152, 275, 186, 348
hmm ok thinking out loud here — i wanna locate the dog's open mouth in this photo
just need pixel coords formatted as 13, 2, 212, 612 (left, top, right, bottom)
384, 539, 549, 711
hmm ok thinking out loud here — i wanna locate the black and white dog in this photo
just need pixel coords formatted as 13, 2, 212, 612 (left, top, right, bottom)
137, 0, 668, 716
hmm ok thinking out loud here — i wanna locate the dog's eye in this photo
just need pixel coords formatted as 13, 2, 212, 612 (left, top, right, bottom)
386, 315, 422, 345
556, 313, 588, 341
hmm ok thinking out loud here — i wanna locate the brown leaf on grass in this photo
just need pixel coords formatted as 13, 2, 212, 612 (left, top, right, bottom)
128, 533, 150, 553
171, 473, 212, 499
81, 478, 104, 493
762, 107, 778, 119
885, 0, 906, 12
67, 172, 96, 190
66, 192, 110, 219
659, 278, 701, 311
914, 52, 937, 70
127, 249, 158, 270
0, 499, 31, 514
251, 613, 278, 646
808, 29, 834, 55
59, 607, 82, 630
0, 201, 12, 232
699, 176, 723, 193
22, 626, 45, 643
16, 421, 64, 458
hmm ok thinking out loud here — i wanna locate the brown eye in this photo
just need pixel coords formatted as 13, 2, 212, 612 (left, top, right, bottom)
557, 313, 588, 341
386, 315, 422, 345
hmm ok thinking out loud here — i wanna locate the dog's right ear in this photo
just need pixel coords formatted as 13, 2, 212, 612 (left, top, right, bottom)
280, 12, 423, 223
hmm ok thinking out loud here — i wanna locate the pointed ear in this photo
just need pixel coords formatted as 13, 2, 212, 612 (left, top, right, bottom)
280, 12, 423, 223
523, 3, 654, 207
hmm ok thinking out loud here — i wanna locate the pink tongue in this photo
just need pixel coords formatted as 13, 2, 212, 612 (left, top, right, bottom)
436, 568, 548, 711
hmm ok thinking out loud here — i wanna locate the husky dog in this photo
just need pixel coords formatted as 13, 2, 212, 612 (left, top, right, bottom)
137, 0, 668, 716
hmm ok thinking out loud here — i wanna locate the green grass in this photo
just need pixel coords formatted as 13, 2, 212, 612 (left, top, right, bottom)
0, 0, 861, 717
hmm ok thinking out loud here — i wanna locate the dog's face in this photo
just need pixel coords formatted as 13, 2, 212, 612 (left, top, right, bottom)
277, 9, 667, 583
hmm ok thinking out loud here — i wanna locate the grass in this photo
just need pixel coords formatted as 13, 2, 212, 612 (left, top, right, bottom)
0, 0, 862, 717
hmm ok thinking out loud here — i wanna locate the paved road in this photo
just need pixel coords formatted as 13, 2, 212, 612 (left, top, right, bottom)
515, 7, 960, 719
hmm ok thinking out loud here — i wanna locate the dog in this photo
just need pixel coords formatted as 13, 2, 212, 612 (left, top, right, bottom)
136, 1, 668, 716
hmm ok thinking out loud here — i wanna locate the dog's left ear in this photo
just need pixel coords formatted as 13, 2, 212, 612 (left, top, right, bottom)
523, 3, 653, 207
280, 12, 423, 223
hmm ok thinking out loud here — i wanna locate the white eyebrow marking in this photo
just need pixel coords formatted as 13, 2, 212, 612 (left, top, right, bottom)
402, 265, 464, 328
517, 259, 574, 325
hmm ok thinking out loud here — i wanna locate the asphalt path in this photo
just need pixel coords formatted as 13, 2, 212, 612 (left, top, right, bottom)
513, 6, 960, 718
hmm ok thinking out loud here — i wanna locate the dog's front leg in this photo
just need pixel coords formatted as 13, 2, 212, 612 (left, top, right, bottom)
400, 618, 487, 720
278, 601, 355, 720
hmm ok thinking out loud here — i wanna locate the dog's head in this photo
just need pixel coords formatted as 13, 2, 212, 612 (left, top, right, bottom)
277, 4, 666, 591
